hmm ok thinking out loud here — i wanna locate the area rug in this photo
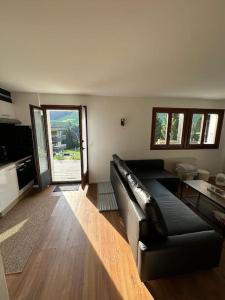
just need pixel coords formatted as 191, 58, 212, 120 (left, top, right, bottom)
0, 192, 59, 274
97, 193, 118, 212
97, 182, 114, 194
97, 182, 118, 212
53, 184, 80, 192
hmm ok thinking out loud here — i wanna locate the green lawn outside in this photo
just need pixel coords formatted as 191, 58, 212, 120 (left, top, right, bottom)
54, 149, 80, 160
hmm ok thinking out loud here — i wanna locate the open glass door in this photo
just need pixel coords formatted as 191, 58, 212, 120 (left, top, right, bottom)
80, 106, 89, 188
30, 105, 51, 190
44, 107, 81, 183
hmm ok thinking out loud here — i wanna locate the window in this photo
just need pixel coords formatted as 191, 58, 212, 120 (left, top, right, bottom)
152, 108, 186, 149
151, 108, 224, 150
154, 112, 168, 145
204, 113, 218, 144
170, 113, 184, 145
189, 113, 204, 145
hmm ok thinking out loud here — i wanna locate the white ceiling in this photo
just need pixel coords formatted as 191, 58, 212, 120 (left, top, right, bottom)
1, 0, 225, 98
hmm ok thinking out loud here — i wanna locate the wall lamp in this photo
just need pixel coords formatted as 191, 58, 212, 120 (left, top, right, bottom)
121, 118, 127, 126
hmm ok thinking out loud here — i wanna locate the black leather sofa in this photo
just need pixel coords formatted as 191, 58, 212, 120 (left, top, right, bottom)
125, 159, 179, 193
110, 154, 223, 281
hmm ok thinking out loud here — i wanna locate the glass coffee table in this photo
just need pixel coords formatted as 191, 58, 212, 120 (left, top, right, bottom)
180, 180, 225, 235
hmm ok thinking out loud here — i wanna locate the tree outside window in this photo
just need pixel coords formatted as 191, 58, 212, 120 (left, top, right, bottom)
151, 108, 224, 150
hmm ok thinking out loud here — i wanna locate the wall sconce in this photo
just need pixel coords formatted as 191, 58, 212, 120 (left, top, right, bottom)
121, 118, 127, 126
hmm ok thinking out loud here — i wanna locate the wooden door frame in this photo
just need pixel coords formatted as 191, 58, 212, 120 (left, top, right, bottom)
79, 106, 89, 188
41, 105, 82, 184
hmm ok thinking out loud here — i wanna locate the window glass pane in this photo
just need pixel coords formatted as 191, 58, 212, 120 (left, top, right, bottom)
154, 112, 168, 145
169, 113, 184, 145
204, 114, 218, 144
190, 114, 204, 144
33, 108, 48, 174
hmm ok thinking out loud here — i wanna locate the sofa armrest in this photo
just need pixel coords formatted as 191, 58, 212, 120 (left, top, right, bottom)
138, 230, 223, 281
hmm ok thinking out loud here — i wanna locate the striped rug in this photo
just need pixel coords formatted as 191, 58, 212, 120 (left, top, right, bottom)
97, 182, 118, 212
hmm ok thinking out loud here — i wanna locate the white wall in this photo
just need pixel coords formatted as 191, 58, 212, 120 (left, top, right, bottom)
13, 93, 39, 125
12, 92, 225, 182
87, 97, 225, 181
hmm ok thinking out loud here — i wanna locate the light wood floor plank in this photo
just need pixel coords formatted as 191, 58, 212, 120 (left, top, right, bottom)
5, 185, 225, 300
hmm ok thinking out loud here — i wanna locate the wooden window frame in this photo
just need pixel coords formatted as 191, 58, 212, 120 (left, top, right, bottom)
151, 107, 224, 150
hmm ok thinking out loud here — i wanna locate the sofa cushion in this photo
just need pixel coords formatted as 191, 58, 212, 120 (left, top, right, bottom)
142, 178, 170, 197
112, 154, 132, 180
117, 160, 132, 180
156, 194, 212, 236
135, 170, 180, 193
127, 173, 152, 210
127, 173, 168, 238
113, 154, 132, 181
143, 179, 212, 236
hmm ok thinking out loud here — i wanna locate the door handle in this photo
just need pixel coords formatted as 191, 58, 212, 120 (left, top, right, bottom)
81, 147, 86, 150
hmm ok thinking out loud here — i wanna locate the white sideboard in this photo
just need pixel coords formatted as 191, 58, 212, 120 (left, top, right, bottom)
0, 163, 19, 214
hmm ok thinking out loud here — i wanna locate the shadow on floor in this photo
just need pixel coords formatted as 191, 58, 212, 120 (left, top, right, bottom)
145, 267, 225, 300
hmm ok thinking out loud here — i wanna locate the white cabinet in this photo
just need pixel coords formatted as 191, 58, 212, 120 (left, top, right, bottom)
0, 164, 19, 213
0, 101, 16, 119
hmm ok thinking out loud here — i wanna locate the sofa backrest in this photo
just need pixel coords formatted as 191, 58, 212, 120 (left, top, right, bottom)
112, 154, 121, 166
112, 154, 168, 239
110, 162, 150, 261
127, 173, 168, 238
125, 159, 164, 172
112, 154, 132, 180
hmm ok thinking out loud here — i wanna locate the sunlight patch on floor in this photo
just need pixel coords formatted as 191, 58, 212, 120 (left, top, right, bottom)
61, 189, 150, 299
0, 218, 28, 243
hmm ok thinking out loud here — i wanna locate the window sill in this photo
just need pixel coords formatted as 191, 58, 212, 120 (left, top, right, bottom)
150, 145, 219, 150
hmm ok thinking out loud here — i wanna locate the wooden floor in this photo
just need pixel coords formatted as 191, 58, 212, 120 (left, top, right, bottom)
52, 160, 81, 181
5, 185, 225, 300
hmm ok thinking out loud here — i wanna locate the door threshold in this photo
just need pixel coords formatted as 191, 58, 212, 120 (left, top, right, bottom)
51, 181, 81, 185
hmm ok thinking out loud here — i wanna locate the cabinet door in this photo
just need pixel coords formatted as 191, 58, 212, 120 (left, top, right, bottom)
0, 165, 19, 212
8, 165, 19, 201
0, 101, 16, 119
0, 169, 8, 212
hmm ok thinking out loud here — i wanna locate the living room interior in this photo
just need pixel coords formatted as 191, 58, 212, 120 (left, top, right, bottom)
1, 1, 225, 300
